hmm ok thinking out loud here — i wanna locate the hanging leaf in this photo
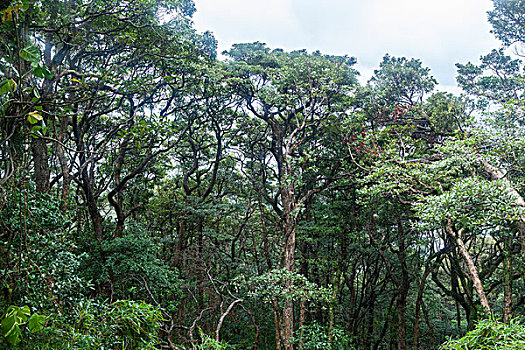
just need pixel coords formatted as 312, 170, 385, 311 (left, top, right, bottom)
11, 306, 30, 323
1, 315, 21, 345
0, 79, 16, 95
33, 65, 52, 79
27, 111, 42, 124
30, 125, 42, 134
27, 313, 45, 333
20, 45, 40, 64
1, 305, 30, 345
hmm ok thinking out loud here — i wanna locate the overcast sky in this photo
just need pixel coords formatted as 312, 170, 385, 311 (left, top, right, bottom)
192, 0, 501, 92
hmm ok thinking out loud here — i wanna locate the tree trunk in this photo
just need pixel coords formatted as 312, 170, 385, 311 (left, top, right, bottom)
396, 297, 407, 350
503, 236, 512, 323
273, 299, 282, 350
413, 261, 431, 349
31, 137, 50, 193
421, 298, 436, 349
396, 220, 410, 350
56, 115, 71, 211
367, 291, 376, 350
446, 220, 491, 314
328, 268, 340, 344
81, 170, 103, 240
281, 186, 296, 350
297, 299, 306, 350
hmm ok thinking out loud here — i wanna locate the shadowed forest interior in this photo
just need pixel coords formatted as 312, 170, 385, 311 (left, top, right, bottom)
1, 0, 525, 349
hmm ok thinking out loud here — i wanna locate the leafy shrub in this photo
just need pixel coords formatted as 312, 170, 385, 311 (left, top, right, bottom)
244, 269, 332, 304
18, 299, 164, 350
81, 224, 181, 308
440, 317, 525, 350
195, 328, 235, 350
0, 189, 89, 310
291, 321, 355, 350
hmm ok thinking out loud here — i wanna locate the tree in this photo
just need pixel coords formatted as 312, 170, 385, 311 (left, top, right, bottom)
488, 0, 525, 47
226, 43, 358, 350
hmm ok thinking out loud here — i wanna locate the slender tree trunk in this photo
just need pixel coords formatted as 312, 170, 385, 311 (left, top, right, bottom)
503, 236, 512, 323
281, 185, 296, 350
297, 299, 306, 350
298, 239, 309, 350
328, 268, 340, 344
18, 2, 50, 195
396, 220, 410, 350
56, 115, 71, 211
347, 269, 356, 334
373, 294, 395, 350
421, 298, 436, 349
80, 168, 103, 240
396, 297, 407, 350
455, 301, 461, 333
367, 291, 375, 350
446, 220, 491, 314
273, 299, 282, 350
31, 138, 50, 193
413, 262, 431, 349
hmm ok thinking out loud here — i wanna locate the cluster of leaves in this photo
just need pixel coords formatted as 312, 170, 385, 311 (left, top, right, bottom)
193, 328, 235, 350
291, 322, 355, 350
415, 177, 522, 231
80, 225, 182, 308
243, 268, 332, 304
12, 300, 165, 350
1, 305, 45, 345
440, 318, 525, 350
0, 188, 88, 310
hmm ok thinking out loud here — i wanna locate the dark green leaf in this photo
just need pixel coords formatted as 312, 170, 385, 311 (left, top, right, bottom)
1, 315, 21, 345
28, 313, 45, 333
33, 65, 52, 79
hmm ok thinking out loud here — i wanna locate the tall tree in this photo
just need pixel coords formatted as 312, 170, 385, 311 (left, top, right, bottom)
226, 43, 358, 349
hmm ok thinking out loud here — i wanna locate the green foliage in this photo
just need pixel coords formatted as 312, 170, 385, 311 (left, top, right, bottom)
19, 44, 40, 64
441, 318, 525, 350
2, 0, 525, 348
0, 78, 16, 95
370, 54, 436, 106
424, 92, 472, 134
0, 188, 88, 310
415, 176, 521, 231
81, 225, 181, 307
26, 300, 164, 350
456, 49, 523, 103
194, 328, 235, 350
1, 305, 45, 345
488, 0, 525, 46
291, 322, 355, 350
244, 269, 332, 304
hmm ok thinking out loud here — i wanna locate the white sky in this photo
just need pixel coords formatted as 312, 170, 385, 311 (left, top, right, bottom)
192, 0, 501, 93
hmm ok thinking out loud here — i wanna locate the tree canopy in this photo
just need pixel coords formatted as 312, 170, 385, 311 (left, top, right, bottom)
1, 1, 525, 349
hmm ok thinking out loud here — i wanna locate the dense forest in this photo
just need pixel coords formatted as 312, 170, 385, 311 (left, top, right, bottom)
1, 0, 525, 349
